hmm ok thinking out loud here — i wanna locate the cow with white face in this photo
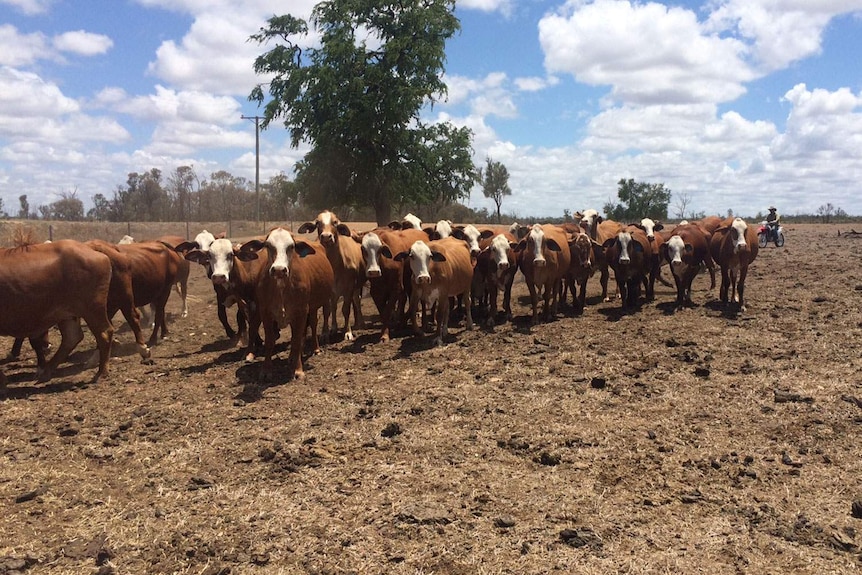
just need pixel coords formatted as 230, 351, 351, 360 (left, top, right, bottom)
515, 224, 571, 325
575, 209, 603, 239
451, 224, 494, 259
395, 237, 474, 346
474, 232, 518, 326
602, 226, 652, 309
298, 210, 364, 342
388, 212, 423, 230
564, 231, 602, 314
240, 228, 334, 380
709, 217, 758, 312
423, 219, 453, 240
660, 223, 713, 310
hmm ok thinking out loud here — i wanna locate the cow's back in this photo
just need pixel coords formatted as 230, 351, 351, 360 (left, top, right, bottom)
0, 240, 112, 337
429, 237, 473, 297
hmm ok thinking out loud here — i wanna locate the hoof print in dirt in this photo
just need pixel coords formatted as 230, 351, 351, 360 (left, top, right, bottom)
590, 377, 607, 389
0, 556, 39, 573
534, 451, 561, 466
851, 500, 862, 519
494, 515, 516, 529
773, 389, 814, 404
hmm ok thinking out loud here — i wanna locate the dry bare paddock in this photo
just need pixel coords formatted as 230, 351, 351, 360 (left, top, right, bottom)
1, 223, 861, 575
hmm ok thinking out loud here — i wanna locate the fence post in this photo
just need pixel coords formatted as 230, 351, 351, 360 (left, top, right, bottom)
49, 225, 54, 242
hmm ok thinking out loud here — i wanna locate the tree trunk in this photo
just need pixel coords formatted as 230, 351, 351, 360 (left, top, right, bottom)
374, 200, 392, 228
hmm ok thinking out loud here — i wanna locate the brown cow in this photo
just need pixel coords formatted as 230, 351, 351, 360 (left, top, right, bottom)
361, 227, 429, 343
183, 238, 268, 360
114, 241, 185, 346
660, 223, 714, 310
86, 240, 153, 361
395, 237, 474, 346
564, 230, 603, 314
298, 210, 365, 342
602, 226, 652, 309
0, 240, 114, 382
709, 217, 759, 312
154, 235, 191, 319
240, 228, 334, 380
575, 209, 622, 301
515, 224, 572, 324
473, 231, 518, 326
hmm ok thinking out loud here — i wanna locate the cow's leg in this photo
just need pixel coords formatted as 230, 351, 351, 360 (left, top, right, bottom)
351, 283, 364, 330
600, 264, 611, 302
307, 308, 322, 355
341, 292, 354, 342
718, 267, 730, 304
737, 265, 748, 312
463, 291, 473, 332
258, 315, 279, 380
526, 281, 540, 326
577, 276, 588, 314
176, 280, 189, 319
434, 297, 450, 346
119, 302, 151, 361
486, 281, 498, 328
289, 311, 309, 380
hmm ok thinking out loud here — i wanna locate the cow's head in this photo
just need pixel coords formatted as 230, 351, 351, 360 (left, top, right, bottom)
730, 218, 749, 254
240, 227, 315, 280
603, 231, 642, 265
361, 232, 393, 278
394, 240, 444, 285
568, 233, 595, 269
185, 238, 255, 286
452, 224, 493, 258
487, 233, 514, 274
664, 235, 694, 277
517, 224, 562, 267
636, 218, 663, 241
298, 210, 352, 247
577, 209, 603, 236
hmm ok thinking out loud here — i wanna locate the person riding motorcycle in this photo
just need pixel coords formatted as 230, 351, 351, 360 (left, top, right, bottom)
766, 206, 780, 241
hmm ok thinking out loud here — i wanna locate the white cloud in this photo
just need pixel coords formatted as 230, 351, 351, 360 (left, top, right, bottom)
514, 75, 559, 92
0, 0, 53, 15
0, 25, 51, 66
539, 0, 754, 106
52, 30, 113, 56
457, 0, 514, 15
0, 66, 79, 119
443, 72, 518, 118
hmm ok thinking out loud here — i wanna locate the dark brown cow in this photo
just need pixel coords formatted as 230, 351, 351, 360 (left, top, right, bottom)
473, 231, 518, 326
183, 238, 268, 360
575, 209, 622, 301
602, 226, 652, 309
564, 230, 602, 314
360, 228, 429, 343
240, 228, 334, 380
0, 240, 114, 382
709, 217, 759, 311
395, 237, 475, 346
114, 241, 185, 346
298, 210, 365, 342
515, 224, 572, 324
660, 223, 714, 310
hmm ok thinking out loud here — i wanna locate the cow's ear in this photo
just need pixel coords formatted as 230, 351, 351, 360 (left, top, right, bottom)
184, 249, 208, 265
546, 238, 562, 252
573, 211, 583, 219
336, 223, 352, 237
379, 245, 393, 259
393, 251, 409, 262
479, 229, 494, 239
297, 222, 316, 234
596, 216, 603, 223
430, 251, 447, 262
602, 238, 616, 249
240, 239, 265, 253
450, 228, 466, 240
295, 241, 316, 257
422, 227, 435, 238
387, 221, 402, 230
654, 222, 664, 231
174, 241, 199, 254
235, 249, 258, 261
590, 239, 603, 249
514, 240, 526, 252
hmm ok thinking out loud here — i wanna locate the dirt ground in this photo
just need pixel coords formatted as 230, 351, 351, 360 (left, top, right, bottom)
1, 223, 861, 575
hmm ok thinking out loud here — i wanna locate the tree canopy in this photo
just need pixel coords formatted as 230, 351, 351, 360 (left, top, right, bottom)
480, 157, 511, 224
248, 0, 476, 225
604, 178, 671, 222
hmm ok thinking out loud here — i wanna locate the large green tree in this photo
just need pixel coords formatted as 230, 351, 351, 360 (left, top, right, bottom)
479, 157, 511, 223
604, 178, 671, 222
249, 0, 476, 225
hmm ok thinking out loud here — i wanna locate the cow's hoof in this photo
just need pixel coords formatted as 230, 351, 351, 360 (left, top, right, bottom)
344, 331, 355, 342
244, 352, 255, 363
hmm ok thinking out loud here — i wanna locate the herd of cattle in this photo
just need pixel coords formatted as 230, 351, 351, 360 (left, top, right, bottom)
0, 209, 759, 384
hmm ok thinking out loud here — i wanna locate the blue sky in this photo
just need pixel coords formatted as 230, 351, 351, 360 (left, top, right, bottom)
1, 0, 862, 220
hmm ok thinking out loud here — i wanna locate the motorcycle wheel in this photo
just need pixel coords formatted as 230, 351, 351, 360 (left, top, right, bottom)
758, 233, 768, 248
775, 232, 785, 247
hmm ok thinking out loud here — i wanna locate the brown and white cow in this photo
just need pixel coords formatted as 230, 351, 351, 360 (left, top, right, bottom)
361, 228, 429, 343
629, 218, 666, 299
515, 224, 572, 324
473, 231, 518, 326
709, 217, 759, 312
451, 224, 494, 259
0, 240, 114, 383
387, 212, 423, 231
298, 210, 365, 342
176, 230, 245, 342
575, 210, 621, 302
395, 237, 474, 346
422, 219, 453, 240
602, 226, 653, 309
660, 223, 714, 310
184, 238, 268, 359
240, 228, 334, 380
